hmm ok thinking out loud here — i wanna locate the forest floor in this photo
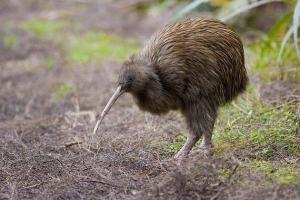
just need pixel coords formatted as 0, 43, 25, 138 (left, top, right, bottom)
0, 0, 299, 199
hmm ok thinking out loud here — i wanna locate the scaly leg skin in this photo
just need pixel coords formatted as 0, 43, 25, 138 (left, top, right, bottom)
174, 133, 200, 161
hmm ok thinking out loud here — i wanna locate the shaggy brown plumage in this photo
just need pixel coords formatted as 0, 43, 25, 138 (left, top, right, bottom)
94, 17, 248, 159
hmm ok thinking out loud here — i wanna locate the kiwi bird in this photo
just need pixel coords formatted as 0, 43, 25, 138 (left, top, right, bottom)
93, 17, 248, 159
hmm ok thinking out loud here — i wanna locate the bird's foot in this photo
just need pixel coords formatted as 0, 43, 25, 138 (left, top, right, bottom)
189, 146, 213, 158
173, 151, 189, 165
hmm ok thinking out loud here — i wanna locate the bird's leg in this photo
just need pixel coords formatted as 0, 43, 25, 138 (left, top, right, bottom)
192, 132, 213, 157
200, 132, 213, 148
182, 101, 217, 158
174, 133, 200, 160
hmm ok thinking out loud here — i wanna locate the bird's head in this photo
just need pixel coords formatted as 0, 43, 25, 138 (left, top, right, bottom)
93, 56, 158, 134
118, 57, 156, 94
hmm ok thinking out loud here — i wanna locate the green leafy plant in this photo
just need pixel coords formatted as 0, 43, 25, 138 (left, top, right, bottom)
278, 0, 300, 63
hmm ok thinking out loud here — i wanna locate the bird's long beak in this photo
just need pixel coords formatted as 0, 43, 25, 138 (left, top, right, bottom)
93, 85, 125, 134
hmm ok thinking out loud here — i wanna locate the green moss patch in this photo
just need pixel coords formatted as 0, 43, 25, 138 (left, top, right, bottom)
66, 32, 140, 64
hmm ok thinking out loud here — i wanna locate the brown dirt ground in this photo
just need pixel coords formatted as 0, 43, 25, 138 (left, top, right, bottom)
0, 1, 299, 200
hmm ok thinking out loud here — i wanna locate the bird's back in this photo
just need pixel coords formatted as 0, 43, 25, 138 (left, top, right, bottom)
140, 17, 248, 105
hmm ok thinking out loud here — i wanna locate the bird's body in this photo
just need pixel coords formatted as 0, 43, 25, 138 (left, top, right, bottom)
94, 17, 248, 159
131, 17, 247, 114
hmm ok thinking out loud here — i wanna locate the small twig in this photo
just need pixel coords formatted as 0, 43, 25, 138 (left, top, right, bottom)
210, 164, 239, 200
121, 145, 139, 156
21, 182, 44, 190
65, 141, 83, 148
65, 111, 97, 123
42, 158, 63, 166
227, 164, 239, 182
24, 96, 36, 116
79, 179, 121, 188
232, 102, 248, 114
228, 116, 242, 126
256, 101, 294, 116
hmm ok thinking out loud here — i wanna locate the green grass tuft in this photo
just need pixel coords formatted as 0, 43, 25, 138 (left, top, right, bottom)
66, 32, 140, 64
164, 132, 186, 154
251, 160, 300, 184
213, 94, 300, 158
213, 94, 299, 185
51, 82, 74, 102
23, 19, 67, 36
3, 34, 17, 48
149, 132, 186, 157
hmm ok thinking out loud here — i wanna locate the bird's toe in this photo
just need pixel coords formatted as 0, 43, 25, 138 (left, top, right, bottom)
173, 152, 188, 165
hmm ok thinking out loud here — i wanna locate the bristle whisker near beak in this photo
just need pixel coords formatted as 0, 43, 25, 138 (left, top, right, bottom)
93, 85, 125, 134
